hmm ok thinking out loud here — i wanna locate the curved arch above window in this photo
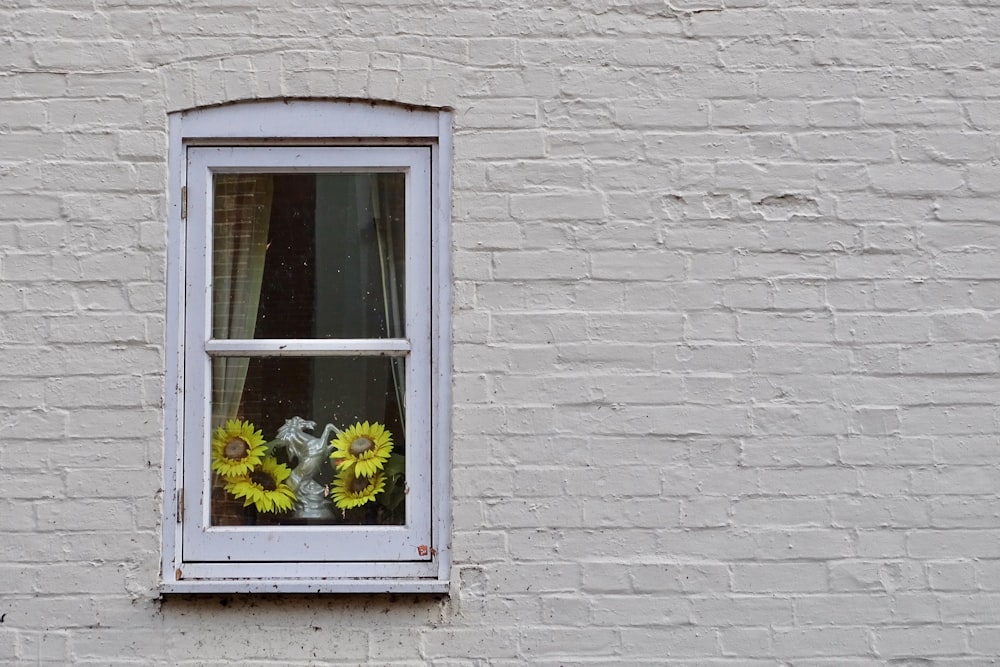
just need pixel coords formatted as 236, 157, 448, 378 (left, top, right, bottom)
162, 99, 452, 594
172, 98, 451, 141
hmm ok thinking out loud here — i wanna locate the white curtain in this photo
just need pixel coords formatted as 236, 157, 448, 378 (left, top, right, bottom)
211, 174, 273, 427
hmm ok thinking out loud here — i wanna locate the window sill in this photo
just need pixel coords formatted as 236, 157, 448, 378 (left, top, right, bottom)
160, 577, 450, 595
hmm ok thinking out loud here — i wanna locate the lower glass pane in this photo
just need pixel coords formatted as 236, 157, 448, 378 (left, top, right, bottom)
209, 355, 406, 527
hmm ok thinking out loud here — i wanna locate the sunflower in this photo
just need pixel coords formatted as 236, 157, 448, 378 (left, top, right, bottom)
223, 457, 297, 513
330, 467, 386, 510
211, 418, 267, 477
330, 421, 393, 478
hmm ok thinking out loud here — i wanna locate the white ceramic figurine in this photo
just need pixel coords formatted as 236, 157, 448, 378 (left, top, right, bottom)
273, 416, 338, 519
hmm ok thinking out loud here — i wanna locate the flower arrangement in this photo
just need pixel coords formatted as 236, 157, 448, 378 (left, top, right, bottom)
211, 419, 296, 514
329, 421, 394, 510
211, 419, 267, 477
211, 417, 404, 520
223, 456, 297, 513
331, 468, 387, 509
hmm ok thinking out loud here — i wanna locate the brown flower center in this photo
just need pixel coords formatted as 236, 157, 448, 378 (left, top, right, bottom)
348, 436, 375, 456
223, 437, 250, 460
350, 476, 371, 494
250, 469, 277, 491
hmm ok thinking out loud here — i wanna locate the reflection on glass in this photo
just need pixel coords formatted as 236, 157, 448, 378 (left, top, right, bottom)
209, 356, 406, 527
211, 173, 406, 341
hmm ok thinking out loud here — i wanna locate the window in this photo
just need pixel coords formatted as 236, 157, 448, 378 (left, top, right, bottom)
161, 100, 452, 593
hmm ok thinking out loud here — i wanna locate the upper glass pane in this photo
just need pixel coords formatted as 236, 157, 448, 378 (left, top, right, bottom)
211, 172, 406, 340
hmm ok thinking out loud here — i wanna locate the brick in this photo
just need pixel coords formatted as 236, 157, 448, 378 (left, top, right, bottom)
713, 100, 810, 128
619, 627, 719, 659
857, 530, 907, 558
772, 282, 824, 309
752, 406, 849, 436
828, 559, 919, 592
691, 596, 794, 626
863, 98, 964, 127
739, 313, 834, 342
657, 529, 755, 560
35, 500, 134, 531
732, 498, 829, 526
732, 563, 827, 593
493, 250, 587, 280
680, 497, 730, 528
794, 594, 893, 625
887, 593, 937, 624
900, 343, 1000, 375
566, 530, 663, 561
934, 197, 1000, 222
4, 597, 99, 631
47, 313, 148, 343
583, 498, 682, 528
831, 499, 929, 528
615, 99, 709, 128
936, 252, 1000, 279
970, 627, 1000, 655
457, 130, 545, 159
967, 165, 1000, 193
759, 468, 857, 496
875, 626, 966, 658
913, 467, 999, 496
772, 627, 870, 657
940, 593, 1000, 624
16, 630, 69, 663
519, 627, 620, 656
909, 531, 1000, 559
929, 562, 977, 591
899, 406, 995, 436
898, 130, 997, 163
869, 164, 965, 194
809, 100, 862, 127
736, 253, 833, 279
753, 529, 855, 560
488, 162, 590, 192
719, 627, 771, 657
721, 39, 813, 69
936, 437, 1000, 464
491, 312, 587, 344
509, 192, 605, 222
630, 563, 729, 594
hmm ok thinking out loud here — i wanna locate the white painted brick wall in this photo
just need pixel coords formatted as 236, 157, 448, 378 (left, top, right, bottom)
2, 0, 1000, 663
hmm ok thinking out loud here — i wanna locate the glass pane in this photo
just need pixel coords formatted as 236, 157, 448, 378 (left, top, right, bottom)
211, 172, 406, 340
209, 355, 406, 527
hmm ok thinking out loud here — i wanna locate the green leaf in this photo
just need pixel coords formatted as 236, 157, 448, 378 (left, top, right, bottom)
383, 454, 405, 479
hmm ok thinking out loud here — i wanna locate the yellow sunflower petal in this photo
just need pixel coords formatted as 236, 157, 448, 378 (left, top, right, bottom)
211, 419, 267, 477
329, 421, 394, 478
331, 467, 386, 510
222, 456, 297, 514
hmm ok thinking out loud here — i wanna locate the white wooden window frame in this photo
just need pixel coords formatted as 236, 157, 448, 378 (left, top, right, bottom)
161, 100, 452, 594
